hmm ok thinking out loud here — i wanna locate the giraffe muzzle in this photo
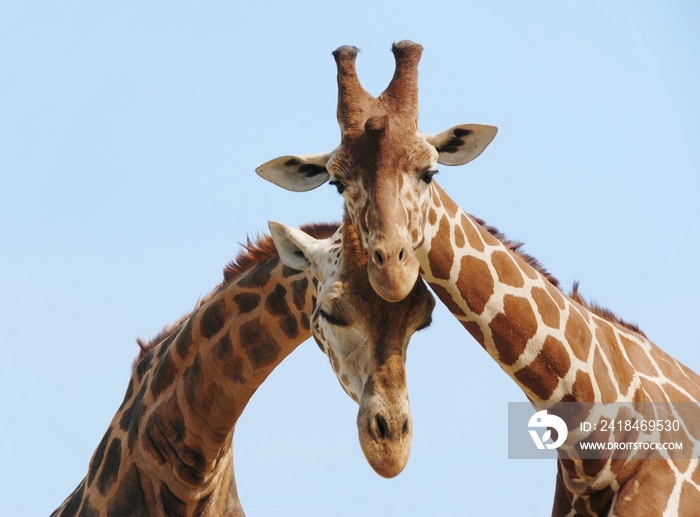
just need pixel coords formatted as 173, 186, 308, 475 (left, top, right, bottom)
356, 355, 413, 478
367, 240, 420, 303
357, 404, 413, 478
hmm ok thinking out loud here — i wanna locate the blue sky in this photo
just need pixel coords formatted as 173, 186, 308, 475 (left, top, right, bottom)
1, 1, 698, 515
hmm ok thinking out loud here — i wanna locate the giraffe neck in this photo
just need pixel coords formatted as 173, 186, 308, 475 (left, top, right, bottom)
131, 253, 316, 490
417, 182, 700, 405
53, 226, 337, 517
416, 182, 700, 513
416, 182, 598, 403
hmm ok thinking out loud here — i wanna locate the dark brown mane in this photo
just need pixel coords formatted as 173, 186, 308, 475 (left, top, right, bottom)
471, 215, 560, 288
134, 222, 341, 367
570, 281, 645, 336
471, 215, 645, 337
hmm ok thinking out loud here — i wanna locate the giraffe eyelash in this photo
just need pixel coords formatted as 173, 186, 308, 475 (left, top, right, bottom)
318, 308, 348, 326
328, 180, 347, 195
420, 169, 438, 184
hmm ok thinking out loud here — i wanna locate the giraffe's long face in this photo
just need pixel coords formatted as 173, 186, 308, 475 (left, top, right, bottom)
257, 41, 497, 303
324, 122, 438, 303
270, 221, 435, 478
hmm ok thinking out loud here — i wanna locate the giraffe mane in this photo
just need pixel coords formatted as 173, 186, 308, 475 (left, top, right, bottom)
471, 215, 561, 288
569, 280, 646, 337
133, 222, 340, 367
471, 215, 645, 337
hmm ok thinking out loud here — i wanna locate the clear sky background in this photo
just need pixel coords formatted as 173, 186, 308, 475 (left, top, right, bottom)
2, 2, 699, 515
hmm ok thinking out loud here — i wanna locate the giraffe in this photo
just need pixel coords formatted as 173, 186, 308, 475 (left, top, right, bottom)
256, 41, 700, 516
51, 218, 435, 516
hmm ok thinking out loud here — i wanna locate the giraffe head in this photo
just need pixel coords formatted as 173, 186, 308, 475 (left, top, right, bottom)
257, 41, 497, 302
269, 220, 435, 478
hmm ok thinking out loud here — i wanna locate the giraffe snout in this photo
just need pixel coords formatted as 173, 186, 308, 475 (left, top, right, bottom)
367, 239, 420, 303
356, 355, 413, 479
369, 411, 411, 443
357, 401, 413, 479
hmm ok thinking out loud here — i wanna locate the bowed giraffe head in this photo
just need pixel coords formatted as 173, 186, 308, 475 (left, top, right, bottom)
257, 40, 497, 302
269, 219, 435, 478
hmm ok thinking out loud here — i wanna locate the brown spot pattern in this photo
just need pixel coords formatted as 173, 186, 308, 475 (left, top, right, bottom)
596, 321, 633, 395
200, 298, 226, 340
564, 307, 593, 362
300, 312, 310, 330
571, 370, 594, 401
232, 293, 260, 314
291, 277, 309, 311
679, 481, 700, 516
427, 216, 453, 281
546, 281, 566, 310
150, 351, 177, 398
653, 348, 687, 388
265, 284, 298, 339
491, 250, 524, 288
87, 429, 112, 486
463, 320, 485, 348
210, 326, 248, 386
236, 256, 278, 288
692, 462, 700, 486
239, 318, 281, 369
531, 286, 560, 328
637, 377, 668, 403
96, 437, 122, 495
453, 224, 465, 249
514, 336, 570, 400
428, 207, 437, 226
456, 255, 494, 315
489, 295, 538, 366
174, 319, 194, 361
461, 214, 485, 252
592, 348, 617, 402
620, 335, 656, 374
514, 253, 539, 281
442, 193, 458, 218
429, 283, 466, 318
107, 466, 147, 516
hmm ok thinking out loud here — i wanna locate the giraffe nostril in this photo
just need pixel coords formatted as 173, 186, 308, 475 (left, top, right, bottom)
373, 250, 385, 266
398, 247, 405, 262
374, 414, 388, 440
402, 418, 410, 438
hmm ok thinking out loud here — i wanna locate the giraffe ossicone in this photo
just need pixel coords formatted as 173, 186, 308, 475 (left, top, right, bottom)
257, 40, 700, 516
52, 219, 435, 516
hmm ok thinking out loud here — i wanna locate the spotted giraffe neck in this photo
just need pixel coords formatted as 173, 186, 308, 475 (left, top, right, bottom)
419, 182, 700, 404
52, 224, 337, 517
417, 182, 700, 515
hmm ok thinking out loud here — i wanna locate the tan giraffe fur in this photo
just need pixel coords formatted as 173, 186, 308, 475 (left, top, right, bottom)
257, 41, 700, 516
51, 219, 434, 516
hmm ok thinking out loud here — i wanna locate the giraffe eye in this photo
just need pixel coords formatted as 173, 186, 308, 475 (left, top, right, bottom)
329, 180, 346, 195
420, 169, 438, 184
318, 308, 347, 326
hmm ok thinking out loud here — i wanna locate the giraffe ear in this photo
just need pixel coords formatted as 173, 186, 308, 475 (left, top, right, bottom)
256, 152, 332, 192
268, 221, 323, 273
426, 124, 498, 166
